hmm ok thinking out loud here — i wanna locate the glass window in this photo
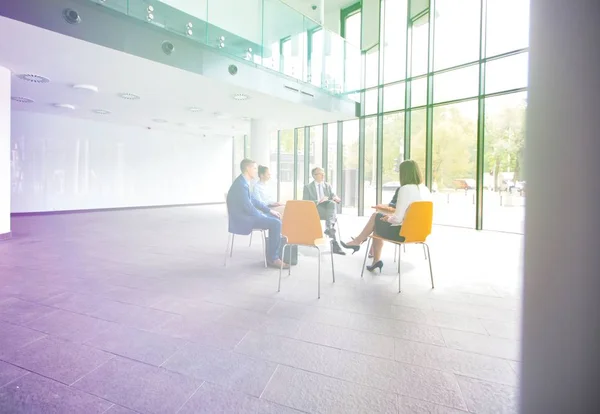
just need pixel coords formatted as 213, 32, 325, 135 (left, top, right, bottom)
327, 123, 339, 196
410, 0, 429, 19
344, 11, 362, 92
431, 100, 478, 228
383, 82, 405, 112
345, 11, 362, 47
364, 116, 378, 210
411, 14, 429, 77
409, 109, 427, 176
342, 120, 359, 213
365, 88, 379, 115
310, 29, 324, 87
382, 112, 405, 203
486, 0, 530, 57
383, 0, 408, 83
365, 46, 380, 89
483, 92, 527, 234
434, 0, 481, 70
296, 128, 305, 200
309, 125, 324, 173
279, 129, 294, 201
411, 77, 427, 108
486, 52, 529, 95
270, 131, 278, 196
434, 64, 479, 103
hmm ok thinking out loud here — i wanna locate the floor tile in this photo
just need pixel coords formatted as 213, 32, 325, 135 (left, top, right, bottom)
154, 316, 249, 350
235, 331, 341, 376
442, 329, 521, 361
73, 357, 202, 414
262, 365, 398, 414
481, 319, 521, 341
0, 361, 28, 388
0, 321, 46, 358
85, 324, 186, 366
457, 375, 519, 414
162, 343, 277, 397
25, 309, 116, 343
394, 338, 518, 386
2, 336, 114, 385
398, 396, 469, 413
104, 404, 139, 414
0, 298, 56, 325
0, 373, 112, 414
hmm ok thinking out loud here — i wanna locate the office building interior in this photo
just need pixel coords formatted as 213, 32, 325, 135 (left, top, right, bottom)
0, 0, 597, 413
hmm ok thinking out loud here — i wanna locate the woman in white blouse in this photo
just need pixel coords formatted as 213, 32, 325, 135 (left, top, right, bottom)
341, 160, 431, 272
253, 166, 285, 215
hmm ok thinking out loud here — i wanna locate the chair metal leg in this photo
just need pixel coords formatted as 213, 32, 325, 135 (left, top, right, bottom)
316, 246, 321, 299
278, 244, 288, 292
394, 244, 398, 263
229, 234, 235, 257
224, 233, 232, 267
403, 244, 406, 253
360, 238, 372, 278
261, 231, 267, 268
398, 243, 402, 293
423, 243, 428, 260
249, 232, 253, 247
424, 243, 434, 289
330, 240, 336, 283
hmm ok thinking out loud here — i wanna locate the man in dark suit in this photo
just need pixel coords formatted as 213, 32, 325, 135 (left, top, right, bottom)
227, 158, 289, 268
303, 167, 345, 255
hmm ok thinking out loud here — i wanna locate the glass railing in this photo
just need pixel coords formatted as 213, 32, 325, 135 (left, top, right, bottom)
89, 0, 361, 96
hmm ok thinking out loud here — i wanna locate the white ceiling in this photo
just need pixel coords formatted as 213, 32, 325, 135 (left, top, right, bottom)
0, 16, 348, 137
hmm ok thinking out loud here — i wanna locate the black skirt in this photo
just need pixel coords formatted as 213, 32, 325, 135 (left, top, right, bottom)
374, 213, 405, 242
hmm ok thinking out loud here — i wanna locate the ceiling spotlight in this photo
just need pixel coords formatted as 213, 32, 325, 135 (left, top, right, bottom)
63, 8, 81, 25
147, 5, 154, 21
16, 73, 50, 83
72, 84, 99, 93
232, 93, 249, 101
152, 118, 168, 123
53, 103, 76, 110
118, 93, 140, 100
217, 36, 225, 49
186, 22, 193, 36
245, 47, 253, 60
92, 109, 111, 115
162, 41, 175, 55
11, 97, 34, 104
188, 107, 202, 112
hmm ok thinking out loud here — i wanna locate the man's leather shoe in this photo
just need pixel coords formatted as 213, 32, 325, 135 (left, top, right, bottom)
332, 242, 346, 255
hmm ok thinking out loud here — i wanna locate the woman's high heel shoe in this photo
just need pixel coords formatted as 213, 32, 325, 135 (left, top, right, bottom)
340, 240, 361, 254
366, 260, 383, 273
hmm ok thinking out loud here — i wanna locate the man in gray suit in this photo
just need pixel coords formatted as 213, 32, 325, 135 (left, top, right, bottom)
303, 167, 345, 255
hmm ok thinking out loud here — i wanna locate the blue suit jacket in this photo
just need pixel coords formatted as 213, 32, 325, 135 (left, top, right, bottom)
226, 175, 271, 235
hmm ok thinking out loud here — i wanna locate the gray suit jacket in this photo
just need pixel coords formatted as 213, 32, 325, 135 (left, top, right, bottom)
303, 181, 337, 203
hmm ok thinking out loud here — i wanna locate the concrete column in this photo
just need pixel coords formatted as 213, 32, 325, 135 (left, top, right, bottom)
249, 119, 272, 167
0, 66, 10, 239
521, 1, 600, 413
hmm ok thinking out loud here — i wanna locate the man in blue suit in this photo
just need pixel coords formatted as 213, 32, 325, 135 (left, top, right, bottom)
227, 158, 289, 269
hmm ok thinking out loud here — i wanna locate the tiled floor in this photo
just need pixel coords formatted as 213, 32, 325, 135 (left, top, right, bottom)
0, 205, 523, 414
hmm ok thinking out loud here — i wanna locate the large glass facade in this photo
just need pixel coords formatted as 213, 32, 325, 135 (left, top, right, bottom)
270, 0, 530, 233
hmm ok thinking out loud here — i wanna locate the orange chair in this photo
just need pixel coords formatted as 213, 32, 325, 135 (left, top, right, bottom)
279, 200, 336, 299
361, 201, 434, 292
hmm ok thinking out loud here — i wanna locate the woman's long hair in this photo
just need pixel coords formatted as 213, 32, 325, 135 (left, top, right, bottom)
399, 160, 423, 186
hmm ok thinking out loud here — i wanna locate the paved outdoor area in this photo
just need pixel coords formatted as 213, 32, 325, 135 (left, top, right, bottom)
0, 205, 523, 413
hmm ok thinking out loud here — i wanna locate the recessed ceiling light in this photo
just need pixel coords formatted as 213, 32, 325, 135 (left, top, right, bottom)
232, 93, 249, 101
188, 107, 203, 112
92, 109, 111, 115
52, 103, 76, 110
16, 74, 50, 84
152, 118, 168, 123
118, 93, 140, 100
11, 97, 34, 103
73, 84, 99, 93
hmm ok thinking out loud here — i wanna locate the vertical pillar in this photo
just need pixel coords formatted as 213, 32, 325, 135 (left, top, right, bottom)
249, 119, 271, 167
0, 66, 10, 240
521, 1, 600, 413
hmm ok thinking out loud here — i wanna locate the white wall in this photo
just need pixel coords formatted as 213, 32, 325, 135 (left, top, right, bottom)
11, 112, 233, 213
0, 67, 10, 234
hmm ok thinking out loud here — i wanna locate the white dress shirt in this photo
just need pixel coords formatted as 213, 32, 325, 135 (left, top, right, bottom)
388, 184, 432, 226
253, 180, 275, 205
